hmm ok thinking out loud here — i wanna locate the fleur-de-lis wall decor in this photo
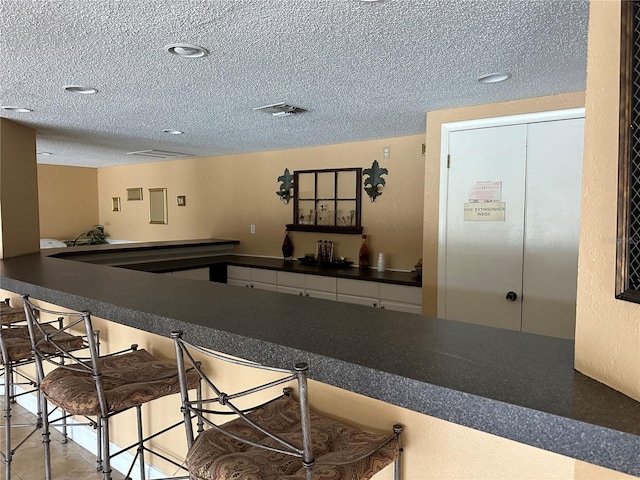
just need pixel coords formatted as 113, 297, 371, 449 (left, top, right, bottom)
276, 168, 294, 204
363, 160, 388, 202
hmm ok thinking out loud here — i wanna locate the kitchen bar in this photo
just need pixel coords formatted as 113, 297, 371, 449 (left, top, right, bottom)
0, 241, 639, 477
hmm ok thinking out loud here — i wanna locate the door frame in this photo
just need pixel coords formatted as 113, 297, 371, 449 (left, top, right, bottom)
436, 108, 586, 318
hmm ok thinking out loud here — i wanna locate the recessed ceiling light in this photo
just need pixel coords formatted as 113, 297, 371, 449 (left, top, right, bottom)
37, 151, 52, 156
165, 43, 208, 58
1, 106, 33, 112
162, 129, 184, 135
477, 72, 512, 84
64, 85, 99, 94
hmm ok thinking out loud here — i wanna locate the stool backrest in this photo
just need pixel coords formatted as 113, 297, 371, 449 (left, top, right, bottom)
171, 330, 315, 470
20, 296, 108, 412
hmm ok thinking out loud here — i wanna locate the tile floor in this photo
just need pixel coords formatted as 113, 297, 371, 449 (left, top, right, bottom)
0, 399, 126, 480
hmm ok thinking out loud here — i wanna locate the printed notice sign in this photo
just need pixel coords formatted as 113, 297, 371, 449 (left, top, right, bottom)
468, 181, 502, 202
464, 202, 506, 221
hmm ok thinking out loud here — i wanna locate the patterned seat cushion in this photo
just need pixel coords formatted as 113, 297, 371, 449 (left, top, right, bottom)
1, 324, 84, 363
41, 349, 199, 416
186, 395, 399, 480
0, 304, 26, 325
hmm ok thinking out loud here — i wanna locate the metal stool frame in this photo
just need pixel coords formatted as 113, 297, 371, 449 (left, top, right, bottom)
22, 296, 192, 480
0, 298, 88, 479
172, 330, 403, 480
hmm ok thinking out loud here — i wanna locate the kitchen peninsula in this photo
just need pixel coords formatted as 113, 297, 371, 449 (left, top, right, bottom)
0, 240, 638, 477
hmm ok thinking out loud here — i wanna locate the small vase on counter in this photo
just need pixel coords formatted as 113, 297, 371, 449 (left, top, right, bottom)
282, 231, 293, 259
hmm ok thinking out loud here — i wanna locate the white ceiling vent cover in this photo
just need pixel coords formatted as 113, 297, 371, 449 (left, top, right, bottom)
253, 102, 307, 117
126, 150, 190, 159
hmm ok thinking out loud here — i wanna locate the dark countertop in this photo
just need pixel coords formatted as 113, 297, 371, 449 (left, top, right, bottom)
1, 248, 639, 475
224, 256, 421, 287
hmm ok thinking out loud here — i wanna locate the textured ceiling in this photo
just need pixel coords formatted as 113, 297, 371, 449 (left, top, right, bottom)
0, 0, 590, 168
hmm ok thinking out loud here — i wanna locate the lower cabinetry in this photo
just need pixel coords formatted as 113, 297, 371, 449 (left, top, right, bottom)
228, 266, 421, 314
337, 278, 422, 314
227, 266, 277, 292
276, 271, 337, 301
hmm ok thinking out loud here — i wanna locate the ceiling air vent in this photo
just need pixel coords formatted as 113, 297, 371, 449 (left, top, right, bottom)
125, 149, 190, 159
253, 102, 307, 117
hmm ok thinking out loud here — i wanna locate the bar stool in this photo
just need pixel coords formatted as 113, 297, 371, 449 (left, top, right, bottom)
171, 330, 404, 480
1, 298, 85, 480
22, 295, 199, 480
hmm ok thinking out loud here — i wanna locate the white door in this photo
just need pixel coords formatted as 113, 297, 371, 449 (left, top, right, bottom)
443, 124, 528, 331
438, 111, 584, 338
521, 118, 584, 338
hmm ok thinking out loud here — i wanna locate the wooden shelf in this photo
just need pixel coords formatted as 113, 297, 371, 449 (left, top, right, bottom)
286, 224, 363, 235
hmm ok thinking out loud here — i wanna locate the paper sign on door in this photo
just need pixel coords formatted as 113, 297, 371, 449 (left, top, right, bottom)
464, 202, 506, 221
468, 181, 502, 202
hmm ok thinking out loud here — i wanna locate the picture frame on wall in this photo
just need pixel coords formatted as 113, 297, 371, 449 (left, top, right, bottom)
112, 197, 121, 212
126, 187, 143, 201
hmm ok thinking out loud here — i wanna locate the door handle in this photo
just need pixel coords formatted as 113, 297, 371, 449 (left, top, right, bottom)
505, 291, 518, 302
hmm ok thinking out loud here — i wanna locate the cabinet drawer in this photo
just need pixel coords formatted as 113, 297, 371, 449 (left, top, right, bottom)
305, 275, 336, 293
251, 268, 277, 284
337, 278, 379, 298
379, 284, 421, 305
277, 271, 305, 288
227, 266, 251, 281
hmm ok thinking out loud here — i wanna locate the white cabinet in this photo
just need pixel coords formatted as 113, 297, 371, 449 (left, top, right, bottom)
227, 266, 277, 292
337, 278, 380, 308
229, 266, 421, 314
379, 283, 422, 314
337, 278, 421, 314
276, 272, 337, 301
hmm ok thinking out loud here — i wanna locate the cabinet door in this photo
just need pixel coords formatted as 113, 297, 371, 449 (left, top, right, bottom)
306, 290, 337, 301
277, 285, 305, 296
337, 294, 378, 308
277, 271, 305, 288
227, 278, 250, 288
337, 278, 379, 298
305, 275, 336, 293
252, 282, 278, 292
227, 266, 251, 281
251, 268, 277, 285
379, 301, 422, 314
379, 283, 421, 303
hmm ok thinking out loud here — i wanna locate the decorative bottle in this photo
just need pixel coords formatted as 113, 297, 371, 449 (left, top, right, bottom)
282, 231, 293, 259
358, 234, 370, 270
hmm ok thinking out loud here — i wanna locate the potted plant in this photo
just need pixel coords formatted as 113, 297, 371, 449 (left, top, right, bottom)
66, 225, 109, 246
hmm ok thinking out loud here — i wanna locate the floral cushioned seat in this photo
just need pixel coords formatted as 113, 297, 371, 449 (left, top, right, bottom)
40, 348, 199, 416
1, 324, 84, 363
186, 395, 399, 480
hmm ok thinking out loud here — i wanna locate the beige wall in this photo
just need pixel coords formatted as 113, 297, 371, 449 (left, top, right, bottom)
37, 164, 99, 241
422, 92, 585, 316
98, 134, 425, 270
0, 118, 39, 259
0, 290, 634, 480
575, 0, 640, 402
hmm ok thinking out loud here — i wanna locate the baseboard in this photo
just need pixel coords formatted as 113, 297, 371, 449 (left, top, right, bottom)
1, 385, 170, 480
